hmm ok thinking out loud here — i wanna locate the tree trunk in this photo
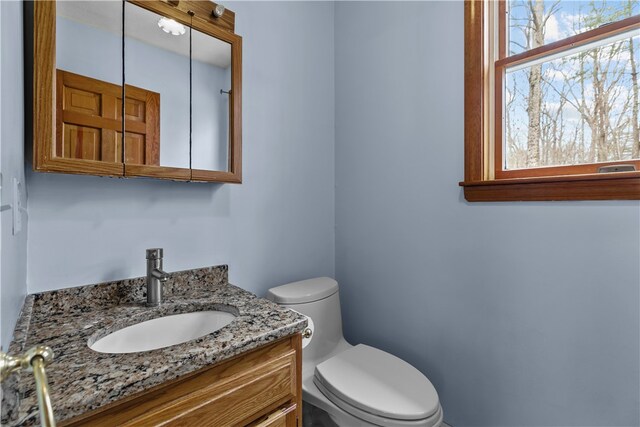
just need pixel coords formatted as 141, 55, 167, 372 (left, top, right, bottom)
526, 0, 545, 167
592, 49, 608, 162
630, 36, 639, 158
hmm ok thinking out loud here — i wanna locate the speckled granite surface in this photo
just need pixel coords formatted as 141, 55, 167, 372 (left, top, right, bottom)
1, 265, 306, 426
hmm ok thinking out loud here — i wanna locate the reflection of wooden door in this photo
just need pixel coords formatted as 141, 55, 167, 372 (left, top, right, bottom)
56, 70, 160, 165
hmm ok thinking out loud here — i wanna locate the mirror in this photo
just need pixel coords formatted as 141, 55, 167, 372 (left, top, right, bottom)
191, 28, 231, 172
32, 0, 242, 183
124, 2, 191, 179
54, 0, 124, 174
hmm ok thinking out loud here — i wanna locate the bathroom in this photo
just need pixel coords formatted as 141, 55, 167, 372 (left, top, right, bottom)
1, 0, 639, 426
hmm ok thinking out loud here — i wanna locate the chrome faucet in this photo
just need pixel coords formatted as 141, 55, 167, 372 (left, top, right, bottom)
146, 248, 169, 306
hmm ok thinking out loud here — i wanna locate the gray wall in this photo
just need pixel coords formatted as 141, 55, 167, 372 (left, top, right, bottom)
0, 1, 28, 351
334, 2, 640, 426
26, 1, 335, 295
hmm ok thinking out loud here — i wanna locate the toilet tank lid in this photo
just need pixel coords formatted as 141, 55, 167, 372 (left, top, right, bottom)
266, 277, 339, 304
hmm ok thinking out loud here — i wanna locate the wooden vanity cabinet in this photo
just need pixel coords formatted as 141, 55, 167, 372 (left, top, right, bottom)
63, 335, 302, 427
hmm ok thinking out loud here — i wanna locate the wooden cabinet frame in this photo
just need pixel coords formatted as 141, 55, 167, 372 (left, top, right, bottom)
460, 0, 640, 201
32, 0, 242, 183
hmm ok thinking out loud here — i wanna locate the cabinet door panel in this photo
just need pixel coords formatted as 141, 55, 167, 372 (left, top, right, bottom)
60, 124, 99, 160
123, 352, 296, 426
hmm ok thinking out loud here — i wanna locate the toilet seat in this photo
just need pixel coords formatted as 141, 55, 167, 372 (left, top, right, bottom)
314, 377, 443, 427
313, 344, 441, 426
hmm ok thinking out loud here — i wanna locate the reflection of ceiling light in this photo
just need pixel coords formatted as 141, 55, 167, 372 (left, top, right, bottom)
157, 18, 186, 36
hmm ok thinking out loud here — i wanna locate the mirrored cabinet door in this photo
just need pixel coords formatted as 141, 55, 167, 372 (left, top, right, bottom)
189, 18, 242, 183
191, 28, 231, 173
53, 1, 124, 175
123, 1, 191, 180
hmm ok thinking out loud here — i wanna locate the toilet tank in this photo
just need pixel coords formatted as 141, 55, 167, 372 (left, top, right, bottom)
267, 278, 344, 362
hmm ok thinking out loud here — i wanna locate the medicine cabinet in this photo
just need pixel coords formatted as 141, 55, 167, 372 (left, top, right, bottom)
31, 0, 242, 183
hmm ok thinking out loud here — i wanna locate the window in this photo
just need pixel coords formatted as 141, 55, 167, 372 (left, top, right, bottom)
462, 1, 640, 201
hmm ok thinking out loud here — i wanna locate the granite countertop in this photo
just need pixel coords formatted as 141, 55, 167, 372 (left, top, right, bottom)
1, 265, 307, 426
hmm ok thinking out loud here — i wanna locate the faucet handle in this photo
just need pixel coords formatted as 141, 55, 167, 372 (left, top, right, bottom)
146, 248, 163, 259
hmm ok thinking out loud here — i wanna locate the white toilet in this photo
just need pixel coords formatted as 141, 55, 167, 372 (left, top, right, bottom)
267, 277, 443, 427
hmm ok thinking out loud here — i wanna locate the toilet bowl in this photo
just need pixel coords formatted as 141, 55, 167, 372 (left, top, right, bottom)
267, 278, 443, 427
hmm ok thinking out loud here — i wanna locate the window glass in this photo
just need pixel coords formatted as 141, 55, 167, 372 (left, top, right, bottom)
508, 1, 640, 56
504, 30, 639, 170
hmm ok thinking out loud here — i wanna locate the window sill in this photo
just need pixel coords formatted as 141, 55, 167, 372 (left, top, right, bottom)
459, 172, 640, 202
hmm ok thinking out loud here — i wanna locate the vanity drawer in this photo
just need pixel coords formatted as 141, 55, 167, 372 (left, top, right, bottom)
125, 351, 296, 426
247, 404, 297, 427
63, 336, 301, 427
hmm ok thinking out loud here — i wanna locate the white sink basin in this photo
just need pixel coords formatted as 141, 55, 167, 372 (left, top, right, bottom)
89, 310, 236, 354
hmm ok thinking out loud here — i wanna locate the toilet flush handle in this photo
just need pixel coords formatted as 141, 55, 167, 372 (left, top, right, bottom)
302, 328, 313, 339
